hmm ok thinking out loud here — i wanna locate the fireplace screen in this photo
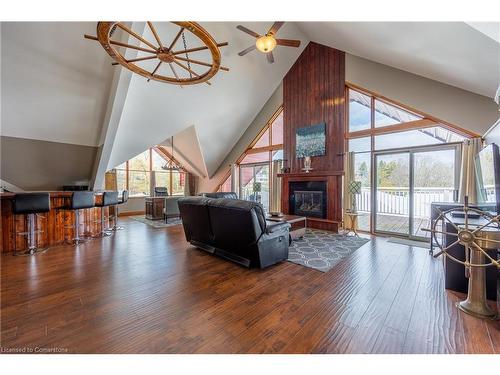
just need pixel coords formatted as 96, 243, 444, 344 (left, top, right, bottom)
294, 190, 324, 218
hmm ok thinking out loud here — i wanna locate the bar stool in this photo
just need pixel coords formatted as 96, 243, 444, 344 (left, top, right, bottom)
12, 193, 50, 256
61, 191, 95, 245
94, 191, 119, 237
109, 190, 128, 231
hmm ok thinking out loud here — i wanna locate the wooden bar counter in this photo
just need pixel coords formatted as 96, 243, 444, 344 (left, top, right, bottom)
0, 192, 109, 254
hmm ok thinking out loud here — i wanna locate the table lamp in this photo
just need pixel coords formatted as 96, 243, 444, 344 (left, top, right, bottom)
348, 181, 362, 213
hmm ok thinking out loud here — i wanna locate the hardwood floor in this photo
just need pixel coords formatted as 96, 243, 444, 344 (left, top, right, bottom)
1, 218, 498, 353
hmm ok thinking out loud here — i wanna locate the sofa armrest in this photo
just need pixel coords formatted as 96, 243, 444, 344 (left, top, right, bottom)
265, 221, 290, 234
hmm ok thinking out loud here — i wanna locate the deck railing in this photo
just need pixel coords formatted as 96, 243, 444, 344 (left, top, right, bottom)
356, 187, 458, 218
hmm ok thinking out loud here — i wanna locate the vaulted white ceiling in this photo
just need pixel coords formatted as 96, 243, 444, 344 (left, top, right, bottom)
297, 22, 500, 98
2, 21, 498, 182
106, 22, 308, 176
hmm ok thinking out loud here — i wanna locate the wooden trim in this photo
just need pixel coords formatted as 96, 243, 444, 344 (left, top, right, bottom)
126, 160, 129, 190
213, 169, 232, 193
153, 146, 188, 174
214, 105, 284, 194
118, 210, 145, 217
246, 105, 283, 151
278, 171, 344, 178
345, 82, 480, 138
346, 118, 438, 139
244, 144, 284, 154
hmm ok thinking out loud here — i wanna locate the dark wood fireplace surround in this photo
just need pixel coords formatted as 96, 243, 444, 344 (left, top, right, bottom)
279, 42, 345, 232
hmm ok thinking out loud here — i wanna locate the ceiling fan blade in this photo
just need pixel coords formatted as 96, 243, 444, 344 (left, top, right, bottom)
236, 25, 260, 38
266, 51, 274, 64
238, 45, 256, 56
276, 38, 301, 48
268, 22, 285, 36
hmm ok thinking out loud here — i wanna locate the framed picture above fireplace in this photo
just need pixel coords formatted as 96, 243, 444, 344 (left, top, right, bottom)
296, 122, 326, 158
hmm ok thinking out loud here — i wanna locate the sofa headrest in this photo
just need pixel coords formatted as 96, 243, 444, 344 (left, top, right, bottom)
178, 196, 211, 206
202, 192, 238, 199
206, 198, 266, 233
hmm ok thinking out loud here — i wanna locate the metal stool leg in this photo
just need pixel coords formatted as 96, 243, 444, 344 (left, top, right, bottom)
108, 204, 124, 231
14, 213, 48, 256
65, 209, 89, 246
93, 206, 113, 237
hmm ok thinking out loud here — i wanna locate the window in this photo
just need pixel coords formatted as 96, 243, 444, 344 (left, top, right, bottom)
116, 162, 127, 192
240, 164, 270, 209
127, 150, 151, 196
374, 99, 421, 128
345, 84, 476, 234
254, 128, 270, 148
109, 148, 185, 197
374, 127, 466, 150
240, 151, 270, 164
348, 89, 371, 132
271, 112, 284, 145
218, 175, 232, 192
349, 137, 371, 153
214, 107, 283, 209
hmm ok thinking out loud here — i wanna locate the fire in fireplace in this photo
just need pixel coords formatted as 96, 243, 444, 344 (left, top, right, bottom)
294, 190, 324, 218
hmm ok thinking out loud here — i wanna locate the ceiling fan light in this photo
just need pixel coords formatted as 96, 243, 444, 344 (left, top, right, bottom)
255, 35, 277, 53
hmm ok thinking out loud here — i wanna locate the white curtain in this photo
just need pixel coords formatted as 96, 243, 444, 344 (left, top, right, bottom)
270, 160, 282, 213
343, 151, 355, 227
458, 138, 483, 204
230, 163, 238, 196
183, 173, 190, 196
150, 171, 156, 197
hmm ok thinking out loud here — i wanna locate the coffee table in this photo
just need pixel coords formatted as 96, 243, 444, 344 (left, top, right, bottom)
266, 214, 306, 240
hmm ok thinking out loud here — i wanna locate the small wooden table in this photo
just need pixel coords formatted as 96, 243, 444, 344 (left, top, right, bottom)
266, 214, 307, 240
344, 212, 359, 237
145, 197, 165, 220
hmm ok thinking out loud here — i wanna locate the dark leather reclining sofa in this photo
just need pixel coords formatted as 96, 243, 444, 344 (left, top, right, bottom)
178, 196, 290, 268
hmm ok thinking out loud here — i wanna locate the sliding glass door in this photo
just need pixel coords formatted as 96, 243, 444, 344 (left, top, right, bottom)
239, 163, 270, 210
374, 152, 410, 235
411, 147, 459, 239
373, 144, 460, 239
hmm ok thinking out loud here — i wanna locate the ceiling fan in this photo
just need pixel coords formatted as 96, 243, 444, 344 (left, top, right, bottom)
236, 22, 301, 64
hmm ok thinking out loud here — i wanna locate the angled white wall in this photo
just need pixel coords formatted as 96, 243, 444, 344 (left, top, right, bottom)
159, 125, 208, 178
1, 22, 114, 146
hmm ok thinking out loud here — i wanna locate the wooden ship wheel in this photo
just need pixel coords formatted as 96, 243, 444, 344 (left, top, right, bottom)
85, 22, 229, 86
424, 197, 499, 320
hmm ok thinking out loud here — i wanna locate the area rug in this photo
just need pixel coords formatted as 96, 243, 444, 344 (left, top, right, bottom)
130, 216, 182, 228
386, 237, 430, 249
288, 229, 370, 272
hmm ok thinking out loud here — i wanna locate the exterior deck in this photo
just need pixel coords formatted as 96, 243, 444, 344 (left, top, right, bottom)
357, 212, 432, 239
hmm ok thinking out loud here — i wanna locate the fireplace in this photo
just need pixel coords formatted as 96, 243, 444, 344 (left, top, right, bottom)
289, 181, 327, 219
294, 191, 324, 217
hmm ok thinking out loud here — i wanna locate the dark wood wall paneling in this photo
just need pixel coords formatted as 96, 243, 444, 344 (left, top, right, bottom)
283, 42, 345, 173
281, 42, 346, 231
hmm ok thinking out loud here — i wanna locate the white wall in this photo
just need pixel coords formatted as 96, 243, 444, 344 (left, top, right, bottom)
1, 23, 114, 146
118, 197, 146, 215
197, 82, 283, 193
346, 54, 499, 135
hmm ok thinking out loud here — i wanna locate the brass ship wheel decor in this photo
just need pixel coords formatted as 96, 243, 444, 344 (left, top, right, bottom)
85, 22, 229, 86
424, 197, 500, 320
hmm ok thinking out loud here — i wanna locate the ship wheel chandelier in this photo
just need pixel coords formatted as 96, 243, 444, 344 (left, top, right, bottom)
85, 22, 229, 86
